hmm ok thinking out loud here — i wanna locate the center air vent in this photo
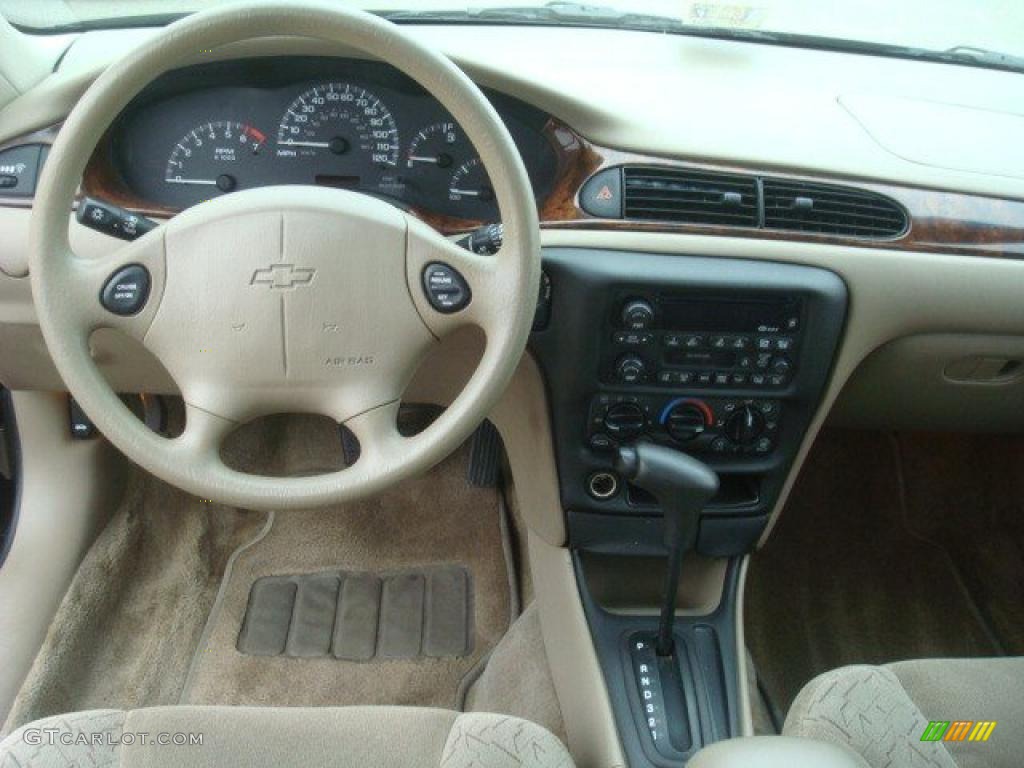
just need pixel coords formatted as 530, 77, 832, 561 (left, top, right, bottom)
622, 167, 758, 227
762, 179, 908, 237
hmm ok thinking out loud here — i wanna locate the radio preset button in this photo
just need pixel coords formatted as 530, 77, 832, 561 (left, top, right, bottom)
684, 335, 704, 349
664, 333, 682, 348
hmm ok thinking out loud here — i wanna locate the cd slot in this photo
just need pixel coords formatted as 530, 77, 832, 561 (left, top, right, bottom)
664, 349, 737, 368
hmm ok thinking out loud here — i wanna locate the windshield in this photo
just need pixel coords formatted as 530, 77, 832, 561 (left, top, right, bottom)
1, 0, 1022, 73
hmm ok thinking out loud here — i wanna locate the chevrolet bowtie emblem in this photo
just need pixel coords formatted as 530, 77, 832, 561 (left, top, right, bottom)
250, 263, 316, 289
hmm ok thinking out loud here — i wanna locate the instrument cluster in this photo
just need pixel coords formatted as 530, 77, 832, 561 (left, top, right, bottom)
109, 58, 559, 221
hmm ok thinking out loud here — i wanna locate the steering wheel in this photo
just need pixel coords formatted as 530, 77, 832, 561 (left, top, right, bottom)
29, 2, 540, 510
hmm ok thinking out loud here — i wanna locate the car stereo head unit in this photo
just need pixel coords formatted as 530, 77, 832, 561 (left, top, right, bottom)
602, 294, 803, 390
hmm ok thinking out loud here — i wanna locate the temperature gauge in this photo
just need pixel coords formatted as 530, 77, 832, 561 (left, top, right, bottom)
448, 157, 493, 203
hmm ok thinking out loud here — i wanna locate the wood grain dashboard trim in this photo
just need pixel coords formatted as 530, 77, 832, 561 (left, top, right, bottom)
536, 120, 1024, 259
54, 119, 1024, 261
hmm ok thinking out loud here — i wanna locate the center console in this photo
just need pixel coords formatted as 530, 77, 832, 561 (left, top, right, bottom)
529, 248, 847, 765
531, 248, 846, 555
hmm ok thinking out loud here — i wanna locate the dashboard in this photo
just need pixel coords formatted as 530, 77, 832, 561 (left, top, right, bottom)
103, 57, 560, 221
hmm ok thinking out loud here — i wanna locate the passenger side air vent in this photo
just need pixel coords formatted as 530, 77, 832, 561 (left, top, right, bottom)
622, 167, 758, 227
762, 179, 908, 238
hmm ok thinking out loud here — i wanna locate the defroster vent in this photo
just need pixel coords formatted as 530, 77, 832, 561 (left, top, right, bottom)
622, 167, 758, 227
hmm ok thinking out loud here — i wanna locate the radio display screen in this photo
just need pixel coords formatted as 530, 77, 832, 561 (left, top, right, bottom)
657, 296, 798, 333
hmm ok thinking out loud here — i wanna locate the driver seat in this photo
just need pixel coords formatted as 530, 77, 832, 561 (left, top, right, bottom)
0, 706, 573, 768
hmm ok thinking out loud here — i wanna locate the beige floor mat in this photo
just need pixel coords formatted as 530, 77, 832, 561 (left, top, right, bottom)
2, 474, 266, 734
180, 442, 511, 710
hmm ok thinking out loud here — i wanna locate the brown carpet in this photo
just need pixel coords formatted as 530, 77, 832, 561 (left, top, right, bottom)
2, 474, 266, 734
895, 432, 1024, 656
181, 441, 511, 710
4, 414, 517, 732
745, 428, 1019, 717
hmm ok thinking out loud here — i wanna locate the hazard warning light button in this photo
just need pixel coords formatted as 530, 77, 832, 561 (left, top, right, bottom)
579, 168, 623, 219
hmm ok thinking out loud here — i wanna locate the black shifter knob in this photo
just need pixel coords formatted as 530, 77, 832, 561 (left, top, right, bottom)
616, 442, 719, 552
616, 441, 718, 656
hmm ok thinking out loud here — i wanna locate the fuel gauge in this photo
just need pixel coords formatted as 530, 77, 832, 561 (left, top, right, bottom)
406, 121, 460, 169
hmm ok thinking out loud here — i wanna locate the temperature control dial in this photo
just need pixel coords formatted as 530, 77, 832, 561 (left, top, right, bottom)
662, 399, 712, 443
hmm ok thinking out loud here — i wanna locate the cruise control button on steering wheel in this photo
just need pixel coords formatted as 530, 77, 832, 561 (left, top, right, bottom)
423, 262, 471, 313
100, 264, 151, 315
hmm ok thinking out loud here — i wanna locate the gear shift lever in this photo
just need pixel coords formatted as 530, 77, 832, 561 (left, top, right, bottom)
616, 441, 719, 656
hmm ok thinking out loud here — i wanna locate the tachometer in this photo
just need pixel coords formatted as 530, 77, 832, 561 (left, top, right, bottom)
164, 121, 266, 192
276, 83, 399, 168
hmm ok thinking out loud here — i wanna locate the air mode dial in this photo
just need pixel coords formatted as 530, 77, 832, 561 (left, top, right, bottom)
725, 405, 766, 445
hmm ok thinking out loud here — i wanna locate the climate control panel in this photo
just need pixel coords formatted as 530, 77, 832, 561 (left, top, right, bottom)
588, 392, 782, 457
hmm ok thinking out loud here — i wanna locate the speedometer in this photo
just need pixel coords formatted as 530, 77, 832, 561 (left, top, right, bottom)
275, 83, 399, 167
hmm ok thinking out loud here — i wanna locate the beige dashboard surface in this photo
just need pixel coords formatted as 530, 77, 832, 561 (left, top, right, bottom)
839, 94, 1024, 180
1, 24, 1024, 200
